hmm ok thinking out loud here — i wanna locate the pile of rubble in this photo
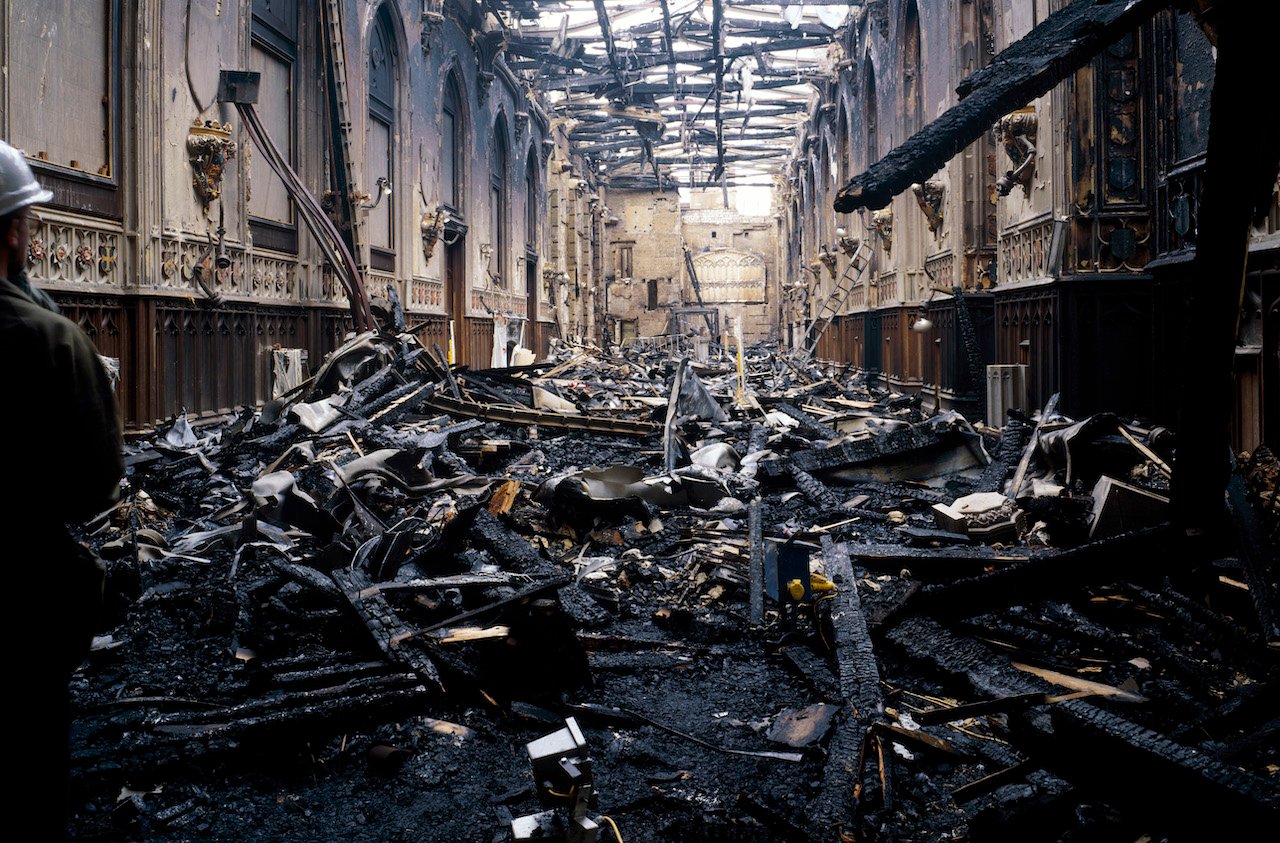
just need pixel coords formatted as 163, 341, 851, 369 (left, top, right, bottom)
68, 332, 1279, 841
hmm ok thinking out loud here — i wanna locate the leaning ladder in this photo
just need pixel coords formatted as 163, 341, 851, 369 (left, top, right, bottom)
801, 238, 873, 358
320, 0, 365, 269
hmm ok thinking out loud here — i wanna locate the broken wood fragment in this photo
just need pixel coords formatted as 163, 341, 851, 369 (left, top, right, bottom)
1226, 471, 1280, 648
886, 616, 1280, 834
748, 498, 764, 624
951, 760, 1034, 804
913, 692, 1048, 726
873, 721, 956, 756
909, 525, 1174, 618
488, 478, 522, 516
809, 536, 884, 840
332, 568, 445, 692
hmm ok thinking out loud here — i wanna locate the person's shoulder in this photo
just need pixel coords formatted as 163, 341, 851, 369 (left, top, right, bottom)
0, 284, 87, 350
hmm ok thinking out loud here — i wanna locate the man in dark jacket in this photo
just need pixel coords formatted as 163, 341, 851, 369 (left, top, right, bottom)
0, 139, 123, 837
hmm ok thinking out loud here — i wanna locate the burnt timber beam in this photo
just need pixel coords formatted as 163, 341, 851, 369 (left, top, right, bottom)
80, 682, 430, 774
590, 0, 626, 94
593, 15, 836, 39
711, 0, 726, 182
658, 0, 678, 95
611, 150, 783, 167
759, 425, 950, 476
628, 37, 828, 71
788, 465, 842, 511
1225, 472, 1280, 648
809, 536, 884, 840
908, 525, 1175, 618
146, 673, 422, 728
833, 0, 1172, 212
886, 616, 1280, 835
331, 568, 445, 692
1172, 1, 1280, 538
421, 392, 659, 436
836, 543, 1031, 578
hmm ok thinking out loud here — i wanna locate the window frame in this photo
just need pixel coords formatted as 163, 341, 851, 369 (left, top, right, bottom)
248, 0, 300, 253
12, 0, 124, 219
367, 6, 397, 269
490, 117, 509, 287
616, 242, 635, 279
525, 151, 539, 253
442, 72, 465, 215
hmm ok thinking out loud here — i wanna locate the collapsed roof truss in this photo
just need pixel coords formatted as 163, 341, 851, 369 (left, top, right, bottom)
492, 0, 858, 189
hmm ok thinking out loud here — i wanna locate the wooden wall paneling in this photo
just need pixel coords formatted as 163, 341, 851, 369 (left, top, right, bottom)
996, 289, 1057, 412
1058, 279, 1153, 419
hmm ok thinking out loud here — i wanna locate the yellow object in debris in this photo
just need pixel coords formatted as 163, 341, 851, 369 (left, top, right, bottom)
787, 578, 806, 601
810, 572, 836, 593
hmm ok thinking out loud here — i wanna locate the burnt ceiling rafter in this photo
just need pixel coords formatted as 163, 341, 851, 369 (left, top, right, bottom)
487, 0, 857, 188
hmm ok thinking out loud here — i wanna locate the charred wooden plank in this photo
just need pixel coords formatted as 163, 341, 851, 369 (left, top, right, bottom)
809, 536, 883, 840
1150, 578, 1262, 647
406, 574, 572, 638
885, 616, 1280, 834
789, 465, 842, 511
951, 760, 1034, 804
1226, 472, 1280, 648
834, 0, 1172, 212
749, 498, 764, 624
770, 401, 838, 441
909, 525, 1174, 618
556, 581, 611, 628
421, 392, 659, 437
149, 673, 422, 726
469, 508, 553, 574
80, 684, 430, 775
763, 426, 946, 476
1007, 393, 1059, 499
1171, 681, 1280, 746
735, 792, 809, 843
913, 692, 1048, 726
838, 541, 1036, 580
331, 568, 444, 692
852, 480, 950, 504
778, 644, 841, 703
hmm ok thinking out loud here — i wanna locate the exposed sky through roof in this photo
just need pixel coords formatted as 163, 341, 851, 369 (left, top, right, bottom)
496, 1, 857, 191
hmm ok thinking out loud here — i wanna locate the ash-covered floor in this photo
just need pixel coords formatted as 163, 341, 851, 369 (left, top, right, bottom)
66, 334, 1279, 841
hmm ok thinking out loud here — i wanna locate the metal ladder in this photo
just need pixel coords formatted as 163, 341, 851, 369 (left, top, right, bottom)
801, 238, 873, 358
320, 0, 365, 269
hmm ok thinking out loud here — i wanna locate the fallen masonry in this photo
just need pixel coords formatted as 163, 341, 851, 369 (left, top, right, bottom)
68, 332, 1279, 841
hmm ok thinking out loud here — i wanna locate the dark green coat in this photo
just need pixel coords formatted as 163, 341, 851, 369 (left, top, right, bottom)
0, 278, 122, 527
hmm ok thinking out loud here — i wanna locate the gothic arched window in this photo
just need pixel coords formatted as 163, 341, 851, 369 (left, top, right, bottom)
367, 7, 397, 261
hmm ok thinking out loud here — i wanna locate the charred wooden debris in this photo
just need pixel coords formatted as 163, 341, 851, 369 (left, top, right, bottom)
70, 333, 1278, 840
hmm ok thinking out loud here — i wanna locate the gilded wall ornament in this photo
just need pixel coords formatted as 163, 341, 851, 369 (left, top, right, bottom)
995, 107, 1037, 198
188, 120, 237, 211
872, 209, 893, 256
818, 248, 838, 280
421, 207, 447, 264
911, 179, 945, 234
98, 245, 117, 275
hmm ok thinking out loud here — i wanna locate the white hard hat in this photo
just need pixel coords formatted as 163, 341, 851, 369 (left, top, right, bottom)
0, 140, 54, 218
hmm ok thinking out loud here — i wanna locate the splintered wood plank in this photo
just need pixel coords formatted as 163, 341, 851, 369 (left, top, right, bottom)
1010, 662, 1147, 703
488, 479, 522, 515
809, 536, 884, 839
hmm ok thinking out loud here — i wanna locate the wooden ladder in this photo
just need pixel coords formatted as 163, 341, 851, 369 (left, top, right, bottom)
801, 238, 873, 358
320, 0, 366, 269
